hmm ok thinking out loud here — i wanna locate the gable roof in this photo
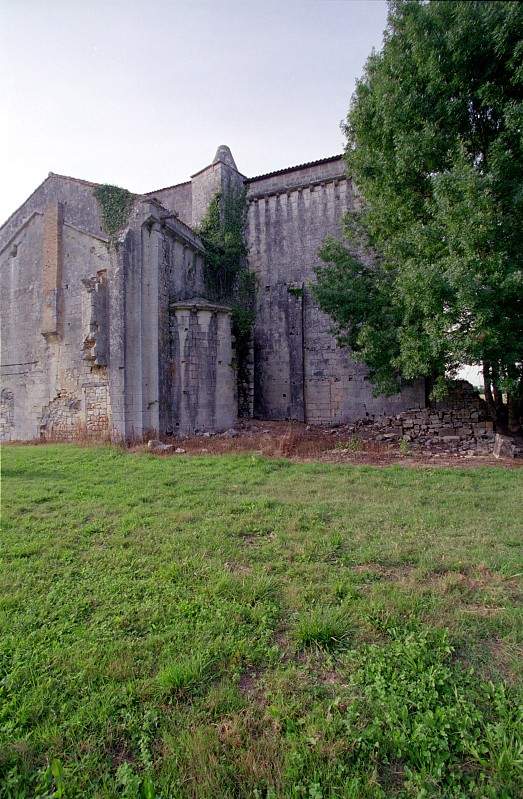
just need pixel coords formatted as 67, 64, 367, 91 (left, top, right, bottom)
0, 172, 104, 234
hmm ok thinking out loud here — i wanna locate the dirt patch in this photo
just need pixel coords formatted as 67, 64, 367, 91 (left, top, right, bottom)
224, 561, 252, 576
352, 563, 417, 580
378, 759, 406, 794
351, 565, 522, 616
460, 604, 504, 617
273, 629, 295, 663
214, 710, 284, 790
238, 667, 265, 701
424, 566, 522, 596
351, 563, 521, 596
238, 532, 275, 546
352, 563, 387, 575
106, 735, 136, 767
318, 669, 348, 687
485, 638, 523, 685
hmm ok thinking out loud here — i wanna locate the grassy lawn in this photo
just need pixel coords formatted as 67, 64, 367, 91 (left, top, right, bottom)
1, 445, 522, 798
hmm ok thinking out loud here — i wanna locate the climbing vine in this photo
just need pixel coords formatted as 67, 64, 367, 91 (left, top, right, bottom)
94, 184, 134, 238
198, 188, 255, 412
199, 189, 249, 298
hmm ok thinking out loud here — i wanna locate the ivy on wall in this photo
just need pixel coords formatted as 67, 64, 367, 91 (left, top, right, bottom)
199, 189, 249, 299
198, 189, 255, 407
198, 187, 255, 321
94, 185, 134, 238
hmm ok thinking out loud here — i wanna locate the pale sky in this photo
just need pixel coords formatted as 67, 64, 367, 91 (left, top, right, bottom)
1, 0, 389, 224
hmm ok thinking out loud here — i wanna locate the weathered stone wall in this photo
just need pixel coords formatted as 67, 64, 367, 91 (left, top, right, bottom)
0, 388, 15, 439
1, 211, 47, 441
190, 152, 246, 229
170, 300, 236, 435
0, 147, 445, 443
145, 181, 193, 227
111, 199, 236, 441
237, 335, 254, 419
1, 167, 239, 444
0, 192, 112, 441
1, 173, 106, 248
245, 157, 425, 423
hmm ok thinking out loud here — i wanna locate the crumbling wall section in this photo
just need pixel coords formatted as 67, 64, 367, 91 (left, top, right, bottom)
237, 334, 254, 419
0, 195, 112, 442
351, 382, 494, 454
1, 210, 47, 441
119, 201, 210, 441
0, 389, 15, 439
1, 173, 106, 250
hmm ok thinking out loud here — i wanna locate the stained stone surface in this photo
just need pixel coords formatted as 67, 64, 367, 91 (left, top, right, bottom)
1, 146, 431, 444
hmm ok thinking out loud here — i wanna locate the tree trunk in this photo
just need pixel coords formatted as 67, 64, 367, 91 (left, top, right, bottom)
507, 392, 522, 435
425, 374, 434, 408
482, 361, 497, 423
491, 363, 507, 430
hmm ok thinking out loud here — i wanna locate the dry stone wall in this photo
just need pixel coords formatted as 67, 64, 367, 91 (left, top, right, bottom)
351, 382, 495, 454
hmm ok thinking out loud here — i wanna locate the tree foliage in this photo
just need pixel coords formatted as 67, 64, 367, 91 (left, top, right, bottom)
314, 0, 523, 430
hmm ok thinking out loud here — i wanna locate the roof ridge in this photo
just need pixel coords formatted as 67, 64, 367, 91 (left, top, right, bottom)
47, 171, 101, 188
0, 172, 135, 235
144, 179, 192, 195
0, 175, 52, 234
246, 154, 344, 183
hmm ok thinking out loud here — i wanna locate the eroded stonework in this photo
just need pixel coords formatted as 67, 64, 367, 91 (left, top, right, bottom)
0, 146, 425, 442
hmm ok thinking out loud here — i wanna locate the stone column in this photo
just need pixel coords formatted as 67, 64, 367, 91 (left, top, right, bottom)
140, 222, 161, 436
170, 300, 237, 435
41, 202, 63, 339
108, 238, 128, 442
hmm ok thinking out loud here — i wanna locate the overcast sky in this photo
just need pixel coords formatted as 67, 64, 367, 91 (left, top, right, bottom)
1, 0, 389, 224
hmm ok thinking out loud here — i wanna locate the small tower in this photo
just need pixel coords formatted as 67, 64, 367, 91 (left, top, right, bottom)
212, 145, 238, 171
191, 145, 244, 228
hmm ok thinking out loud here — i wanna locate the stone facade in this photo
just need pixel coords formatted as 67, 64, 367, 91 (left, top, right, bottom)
244, 158, 425, 423
170, 299, 236, 436
1, 145, 425, 443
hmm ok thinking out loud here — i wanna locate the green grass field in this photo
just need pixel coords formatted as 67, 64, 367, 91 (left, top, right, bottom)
1, 445, 522, 798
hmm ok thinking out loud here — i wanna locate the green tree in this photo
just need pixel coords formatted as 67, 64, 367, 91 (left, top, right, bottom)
314, 0, 523, 431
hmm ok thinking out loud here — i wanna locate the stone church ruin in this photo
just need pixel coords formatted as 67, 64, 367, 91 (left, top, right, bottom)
1, 145, 427, 443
